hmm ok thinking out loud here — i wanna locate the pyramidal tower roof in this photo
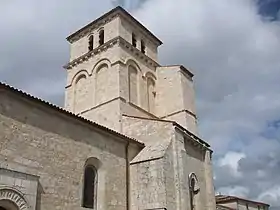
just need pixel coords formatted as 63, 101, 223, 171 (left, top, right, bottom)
66, 6, 162, 45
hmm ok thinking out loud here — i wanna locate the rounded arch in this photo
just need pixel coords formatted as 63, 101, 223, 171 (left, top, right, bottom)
145, 71, 157, 80
96, 63, 109, 74
87, 33, 94, 38
84, 157, 102, 170
97, 27, 104, 32
0, 187, 29, 210
71, 70, 90, 86
91, 58, 111, 75
126, 59, 142, 74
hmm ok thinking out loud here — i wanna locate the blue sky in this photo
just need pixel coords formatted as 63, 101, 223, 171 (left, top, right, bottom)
258, 0, 280, 20
0, 0, 280, 209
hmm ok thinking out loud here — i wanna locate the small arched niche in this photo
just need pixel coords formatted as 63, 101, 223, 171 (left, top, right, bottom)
73, 71, 90, 113
95, 63, 109, 105
128, 65, 139, 105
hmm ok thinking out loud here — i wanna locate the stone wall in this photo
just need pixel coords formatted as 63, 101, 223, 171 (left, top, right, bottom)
122, 116, 215, 210
0, 89, 142, 210
156, 66, 197, 134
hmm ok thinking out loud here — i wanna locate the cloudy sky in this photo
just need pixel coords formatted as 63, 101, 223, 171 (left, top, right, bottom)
1, 0, 280, 209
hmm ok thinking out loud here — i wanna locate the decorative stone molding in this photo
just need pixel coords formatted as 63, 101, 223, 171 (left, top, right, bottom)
63, 37, 119, 69
0, 188, 29, 210
63, 36, 159, 70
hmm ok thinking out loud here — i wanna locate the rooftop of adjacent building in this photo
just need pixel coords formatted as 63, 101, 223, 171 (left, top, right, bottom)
216, 194, 270, 207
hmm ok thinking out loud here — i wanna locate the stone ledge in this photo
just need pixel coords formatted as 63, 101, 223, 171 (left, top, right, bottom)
63, 36, 159, 70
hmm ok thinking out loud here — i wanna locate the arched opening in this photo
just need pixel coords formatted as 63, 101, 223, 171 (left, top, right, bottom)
99, 29, 104, 46
88, 35, 94, 51
82, 165, 98, 209
132, 33, 137, 47
0, 200, 19, 210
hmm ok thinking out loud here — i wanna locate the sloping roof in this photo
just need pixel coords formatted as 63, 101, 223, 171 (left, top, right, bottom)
66, 6, 162, 45
0, 82, 144, 147
216, 195, 269, 207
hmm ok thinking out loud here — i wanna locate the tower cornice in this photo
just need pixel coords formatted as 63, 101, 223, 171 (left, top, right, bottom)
66, 6, 162, 46
63, 36, 160, 70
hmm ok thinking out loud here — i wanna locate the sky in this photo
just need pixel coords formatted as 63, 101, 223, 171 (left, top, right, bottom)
0, 0, 280, 209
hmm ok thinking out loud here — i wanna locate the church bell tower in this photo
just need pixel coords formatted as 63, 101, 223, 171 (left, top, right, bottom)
64, 6, 162, 131
64, 6, 198, 134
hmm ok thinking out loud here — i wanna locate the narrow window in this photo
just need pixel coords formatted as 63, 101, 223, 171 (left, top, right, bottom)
82, 165, 97, 209
88, 35, 94, 51
132, 33, 137, 47
99, 30, 104, 46
141, 40, 146, 54
189, 173, 200, 210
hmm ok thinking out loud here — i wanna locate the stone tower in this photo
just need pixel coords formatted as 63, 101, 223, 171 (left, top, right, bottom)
64, 6, 197, 134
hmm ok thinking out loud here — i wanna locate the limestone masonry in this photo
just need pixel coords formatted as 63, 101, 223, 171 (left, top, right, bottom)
0, 6, 269, 210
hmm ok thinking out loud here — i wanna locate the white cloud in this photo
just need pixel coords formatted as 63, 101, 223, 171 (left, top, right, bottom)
132, 0, 280, 152
218, 151, 245, 178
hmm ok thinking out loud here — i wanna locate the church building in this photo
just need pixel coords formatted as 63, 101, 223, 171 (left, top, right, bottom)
0, 6, 216, 210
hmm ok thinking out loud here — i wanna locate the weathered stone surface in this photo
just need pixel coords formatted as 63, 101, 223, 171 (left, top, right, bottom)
0, 90, 142, 210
